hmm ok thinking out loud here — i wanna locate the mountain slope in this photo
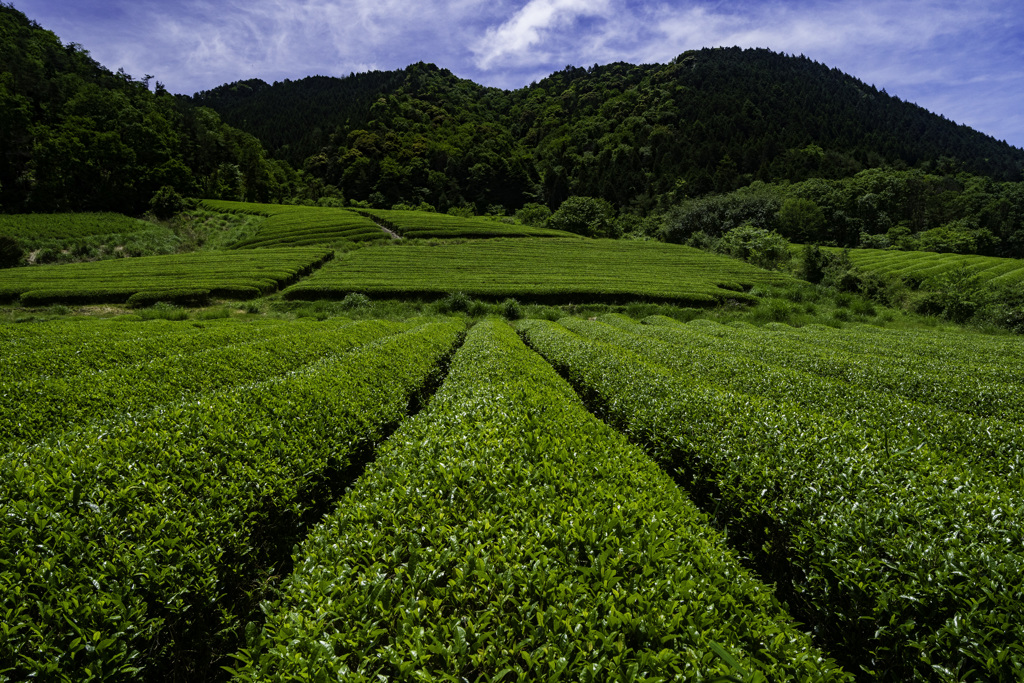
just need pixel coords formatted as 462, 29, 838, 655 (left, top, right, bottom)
0, 5, 304, 214
194, 49, 1024, 214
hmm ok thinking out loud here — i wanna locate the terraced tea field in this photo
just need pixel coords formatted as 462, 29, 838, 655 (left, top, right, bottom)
0, 247, 332, 306
2, 313, 1022, 681
832, 247, 1024, 287
284, 238, 790, 305
0, 213, 155, 242
356, 208, 577, 239
200, 200, 386, 247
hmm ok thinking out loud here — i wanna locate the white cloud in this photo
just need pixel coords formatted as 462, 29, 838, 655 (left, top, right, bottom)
472, 0, 614, 69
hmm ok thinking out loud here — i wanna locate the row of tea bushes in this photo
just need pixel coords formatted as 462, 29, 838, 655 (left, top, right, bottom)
561, 315, 1024, 477
517, 318, 1024, 681
1, 319, 465, 681
232, 319, 850, 682
0, 248, 332, 306
0, 318, 407, 451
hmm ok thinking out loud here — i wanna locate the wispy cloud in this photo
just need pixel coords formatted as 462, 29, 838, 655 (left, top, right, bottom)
471, 0, 613, 69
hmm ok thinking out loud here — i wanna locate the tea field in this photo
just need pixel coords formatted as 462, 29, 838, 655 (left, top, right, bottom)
2, 313, 1022, 681
0, 247, 332, 306
283, 238, 791, 305
831, 247, 1024, 287
0, 213, 155, 242
355, 208, 577, 239
200, 200, 387, 248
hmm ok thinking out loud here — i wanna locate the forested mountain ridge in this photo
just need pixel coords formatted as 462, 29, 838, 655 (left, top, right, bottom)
0, 3, 305, 214
194, 49, 1024, 214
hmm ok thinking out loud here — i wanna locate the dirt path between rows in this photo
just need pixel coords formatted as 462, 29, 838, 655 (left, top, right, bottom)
358, 211, 401, 240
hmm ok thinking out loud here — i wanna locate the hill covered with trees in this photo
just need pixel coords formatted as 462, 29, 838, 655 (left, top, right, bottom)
194, 51, 1024, 216
0, 3, 310, 215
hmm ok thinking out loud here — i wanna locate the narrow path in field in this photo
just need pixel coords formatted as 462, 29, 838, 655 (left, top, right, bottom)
357, 210, 401, 239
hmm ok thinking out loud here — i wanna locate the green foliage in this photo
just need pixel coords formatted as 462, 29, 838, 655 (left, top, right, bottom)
0, 212, 186, 265
0, 5, 312, 213
357, 207, 574, 239
918, 264, 984, 323
234, 319, 850, 681
283, 239, 791, 305
149, 185, 186, 219
136, 300, 191, 320
812, 246, 1024, 330
436, 291, 471, 313
714, 224, 792, 270
0, 247, 332, 306
519, 315, 1024, 680
777, 196, 827, 242
500, 297, 524, 320
340, 291, 371, 310
202, 200, 386, 247
0, 317, 465, 679
126, 288, 211, 308
513, 202, 552, 227
548, 196, 617, 237
663, 186, 782, 243
196, 50, 1024, 218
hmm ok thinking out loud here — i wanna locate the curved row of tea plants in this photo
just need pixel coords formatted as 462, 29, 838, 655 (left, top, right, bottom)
0, 247, 332, 306
559, 315, 1024, 475
516, 318, 1024, 681
0, 318, 465, 681
201, 200, 387, 247
231, 318, 850, 682
837, 248, 1024, 287
757, 320, 1024, 375
0, 318, 406, 451
283, 238, 789, 305
645, 317, 1024, 422
356, 208, 577, 239
0, 316, 300, 381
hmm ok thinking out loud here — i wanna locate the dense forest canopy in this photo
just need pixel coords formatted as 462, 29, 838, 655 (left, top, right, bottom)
194, 51, 1024, 217
0, 3, 307, 214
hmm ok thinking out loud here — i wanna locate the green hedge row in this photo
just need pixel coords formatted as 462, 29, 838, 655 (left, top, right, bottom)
563, 315, 1024, 475
126, 288, 211, 307
0, 248, 333, 306
1, 318, 466, 681
645, 316, 1024, 422
0, 317, 295, 382
280, 239, 776, 305
231, 319, 850, 681
356, 209, 577, 239
516, 318, 1024, 680
1, 319, 406, 452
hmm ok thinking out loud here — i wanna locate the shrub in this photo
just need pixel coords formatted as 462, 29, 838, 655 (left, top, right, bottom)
500, 297, 523, 320
150, 185, 186, 219
341, 292, 371, 310
715, 225, 792, 270
548, 196, 616, 238
514, 203, 551, 227
138, 302, 190, 320
436, 291, 471, 313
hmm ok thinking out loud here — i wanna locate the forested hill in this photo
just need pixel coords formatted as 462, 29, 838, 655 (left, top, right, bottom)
194, 50, 1024, 214
0, 4, 304, 214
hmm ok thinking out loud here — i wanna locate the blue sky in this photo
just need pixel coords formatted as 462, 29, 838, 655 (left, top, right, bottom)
13, 0, 1024, 148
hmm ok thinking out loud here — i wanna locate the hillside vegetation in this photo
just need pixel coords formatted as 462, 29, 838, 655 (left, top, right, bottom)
0, 5, 314, 215
282, 238, 788, 306
195, 54, 1024, 216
